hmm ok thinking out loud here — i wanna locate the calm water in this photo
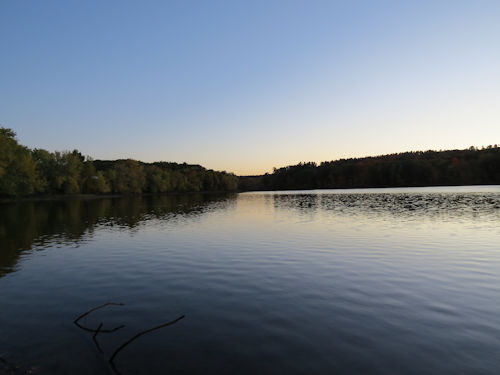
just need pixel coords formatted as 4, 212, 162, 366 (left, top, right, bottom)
1, 187, 500, 374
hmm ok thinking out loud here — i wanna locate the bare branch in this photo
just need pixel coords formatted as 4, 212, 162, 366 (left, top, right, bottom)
92, 323, 104, 354
109, 315, 185, 375
74, 302, 125, 333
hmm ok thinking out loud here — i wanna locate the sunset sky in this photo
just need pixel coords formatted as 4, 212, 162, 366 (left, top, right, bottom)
1, 1, 499, 175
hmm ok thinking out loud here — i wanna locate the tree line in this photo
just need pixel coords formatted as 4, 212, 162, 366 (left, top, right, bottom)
0, 127, 238, 197
239, 146, 500, 191
3, 125, 500, 196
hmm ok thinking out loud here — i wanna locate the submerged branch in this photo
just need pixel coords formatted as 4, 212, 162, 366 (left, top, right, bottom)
74, 303, 185, 375
92, 323, 104, 354
109, 315, 185, 375
74, 302, 125, 333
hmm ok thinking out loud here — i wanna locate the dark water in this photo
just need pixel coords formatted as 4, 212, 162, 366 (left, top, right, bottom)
1, 187, 500, 374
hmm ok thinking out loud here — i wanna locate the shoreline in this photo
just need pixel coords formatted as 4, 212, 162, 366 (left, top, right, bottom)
0, 190, 238, 204
2, 184, 500, 204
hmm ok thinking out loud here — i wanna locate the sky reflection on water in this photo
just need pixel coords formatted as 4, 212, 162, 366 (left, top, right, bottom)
1, 187, 500, 374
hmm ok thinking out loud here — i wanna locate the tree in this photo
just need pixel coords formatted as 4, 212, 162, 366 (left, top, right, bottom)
111, 159, 146, 194
81, 160, 110, 194
0, 127, 37, 196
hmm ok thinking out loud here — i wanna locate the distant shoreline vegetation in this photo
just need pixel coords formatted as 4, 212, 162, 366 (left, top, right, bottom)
0, 127, 238, 197
1, 126, 500, 198
240, 145, 500, 191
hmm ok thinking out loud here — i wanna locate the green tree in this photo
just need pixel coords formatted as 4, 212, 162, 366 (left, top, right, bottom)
112, 159, 146, 194
0, 127, 37, 196
32, 148, 56, 193
50, 150, 84, 194
81, 160, 110, 194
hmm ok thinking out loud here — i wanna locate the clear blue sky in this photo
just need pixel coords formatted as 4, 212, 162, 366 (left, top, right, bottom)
1, 1, 499, 175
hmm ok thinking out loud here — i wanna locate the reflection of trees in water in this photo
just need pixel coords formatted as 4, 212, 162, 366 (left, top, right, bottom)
0, 193, 236, 277
272, 193, 500, 221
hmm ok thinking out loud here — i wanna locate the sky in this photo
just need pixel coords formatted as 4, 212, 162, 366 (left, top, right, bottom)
1, 1, 499, 175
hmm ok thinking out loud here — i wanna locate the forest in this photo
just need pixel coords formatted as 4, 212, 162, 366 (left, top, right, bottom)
2, 126, 500, 197
239, 146, 500, 191
0, 127, 238, 197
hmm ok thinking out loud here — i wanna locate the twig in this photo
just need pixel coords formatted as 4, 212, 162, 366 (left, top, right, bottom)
76, 323, 125, 334
109, 315, 185, 375
92, 323, 104, 354
74, 302, 125, 333
75, 303, 124, 322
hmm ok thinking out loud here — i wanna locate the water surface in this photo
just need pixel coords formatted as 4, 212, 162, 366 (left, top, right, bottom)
1, 187, 500, 374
